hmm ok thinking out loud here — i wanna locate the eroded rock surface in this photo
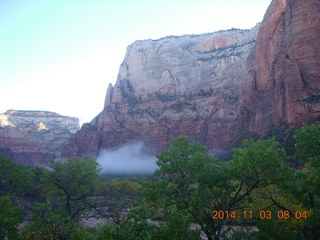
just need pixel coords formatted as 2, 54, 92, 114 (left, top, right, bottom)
63, 27, 259, 157
64, 0, 320, 159
241, 0, 320, 133
0, 110, 80, 165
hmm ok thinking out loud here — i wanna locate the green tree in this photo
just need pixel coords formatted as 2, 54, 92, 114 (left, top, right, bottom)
0, 154, 33, 196
142, 136, 215, 238
96, 202, 199, 240
28, 166, 49, 202
232, 141, 295, 240
285, 124, 320, 239
210, 138, 288, 239
294, 123, 320, 168
142, 136, 289, 240
46, 157, 101, 220
22, 202, 94, 240
250, 124, 320, 239
0, 195, 23, 240
152, 206, 201, 240
230, 138, 288, 187
96, 206, 156, 240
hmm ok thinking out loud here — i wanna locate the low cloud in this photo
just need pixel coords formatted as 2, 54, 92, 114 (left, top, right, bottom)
96, 142, 158, 176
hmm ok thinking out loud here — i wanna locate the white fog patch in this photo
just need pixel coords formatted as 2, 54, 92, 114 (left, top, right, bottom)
97, 142, 158, 176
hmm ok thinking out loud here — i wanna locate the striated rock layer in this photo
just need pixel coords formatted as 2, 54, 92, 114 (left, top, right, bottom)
241, 0, 320, 133
0, 110, 80, 165
64, 0, 320, 159
63, 27, 260, 158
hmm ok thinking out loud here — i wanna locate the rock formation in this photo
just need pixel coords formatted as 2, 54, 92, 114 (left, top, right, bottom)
64, 0, 320, 159
0, 110, 80, 165
241, 0, 320, 133
63, 27, 260, 158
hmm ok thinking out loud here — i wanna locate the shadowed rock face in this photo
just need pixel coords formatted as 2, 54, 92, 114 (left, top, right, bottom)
63, 27, 260, 158
0, 110, 80, 165
241, 0, 320, 133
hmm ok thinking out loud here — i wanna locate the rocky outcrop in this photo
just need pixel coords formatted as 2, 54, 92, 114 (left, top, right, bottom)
64, 0, 320, 159
241, 0, 320, 133
0, 110, 80, 165
63, 27, 260, 158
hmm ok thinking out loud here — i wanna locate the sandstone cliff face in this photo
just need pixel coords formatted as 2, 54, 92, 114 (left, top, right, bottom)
63, 27, 259, 158
242, 0, 320, 133
64, 0, 320, 159
0, 110, 80, 165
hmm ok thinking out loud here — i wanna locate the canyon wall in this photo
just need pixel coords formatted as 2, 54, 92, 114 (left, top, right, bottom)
0, 110, 80, 165
241, 0, 320, 132
3, 0, 318, 163
64, 0, 320, 159
63, 27, 259, 157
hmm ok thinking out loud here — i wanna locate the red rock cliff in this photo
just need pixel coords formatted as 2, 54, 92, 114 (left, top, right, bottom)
63, 27, 259, 158
63, 0, 320, 159
0, 110, 80, 165
241, 0, 320, 133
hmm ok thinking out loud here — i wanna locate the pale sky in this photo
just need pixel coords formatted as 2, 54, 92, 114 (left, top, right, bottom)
0, 0, 272, 124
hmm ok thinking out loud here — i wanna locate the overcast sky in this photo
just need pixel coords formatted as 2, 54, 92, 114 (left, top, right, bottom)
0, 0, 272, 124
